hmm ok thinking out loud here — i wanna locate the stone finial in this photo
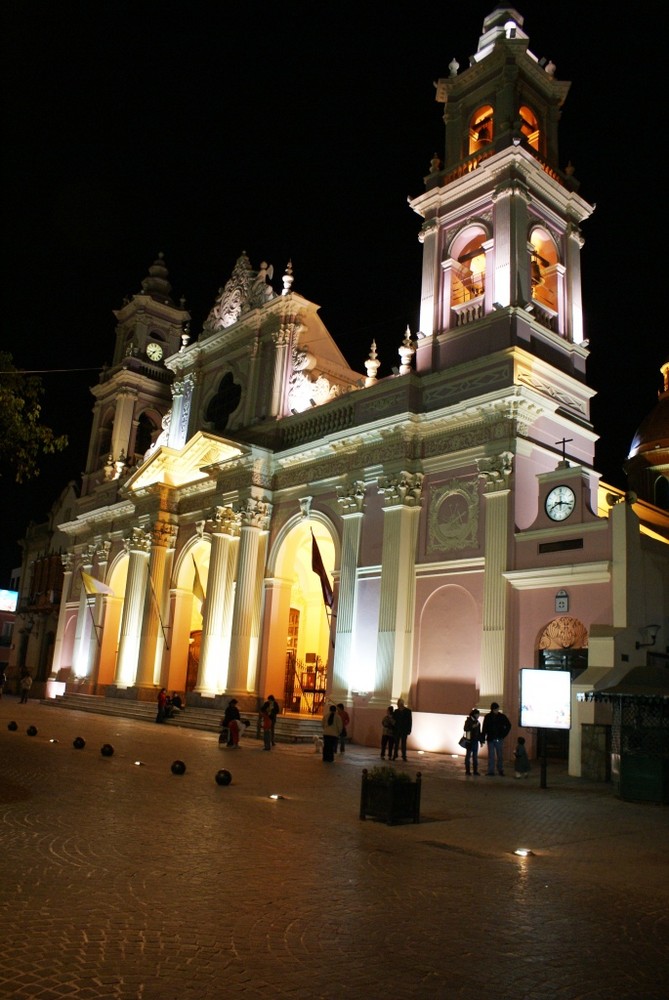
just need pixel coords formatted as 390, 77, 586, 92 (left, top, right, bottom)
398, 326, 415, 375
448, 57, 459, 77
364, 340, 381, 387
282, 260, 294, 296
430, 153, 442, 173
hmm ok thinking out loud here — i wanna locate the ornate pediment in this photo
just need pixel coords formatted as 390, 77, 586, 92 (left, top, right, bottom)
125, 431, 245, 491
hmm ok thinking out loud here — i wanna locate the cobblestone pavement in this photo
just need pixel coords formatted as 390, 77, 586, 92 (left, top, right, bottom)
1, 697, 667, 1000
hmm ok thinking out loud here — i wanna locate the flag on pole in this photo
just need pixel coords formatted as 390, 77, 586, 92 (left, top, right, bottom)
311, 530, 333, 609
192, 556, 206, 606
81, 570, 113, 596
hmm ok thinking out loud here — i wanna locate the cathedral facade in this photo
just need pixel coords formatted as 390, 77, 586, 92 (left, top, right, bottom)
12, 7, 668, 777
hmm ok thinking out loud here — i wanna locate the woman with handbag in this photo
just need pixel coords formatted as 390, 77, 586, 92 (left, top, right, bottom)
462, 708, 482, 775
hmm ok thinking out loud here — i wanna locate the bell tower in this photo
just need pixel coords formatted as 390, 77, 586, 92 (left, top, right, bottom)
411, 5, 594, 423
81, 254, 190, 496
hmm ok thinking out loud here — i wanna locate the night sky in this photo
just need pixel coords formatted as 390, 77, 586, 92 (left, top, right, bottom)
2, 2, 665, 582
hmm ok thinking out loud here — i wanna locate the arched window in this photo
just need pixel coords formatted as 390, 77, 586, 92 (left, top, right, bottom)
529, 227, 558, 312
134, 411, 160, 463
96, 412, 113, 467
655, 475, 669, 511
450, 227, 487, 306
518, 104, 540, 151
468, 105, 494, 156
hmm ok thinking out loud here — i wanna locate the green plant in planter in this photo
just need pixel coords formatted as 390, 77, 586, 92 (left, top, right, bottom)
367, 765, 412, 783
360, 767, 422, 825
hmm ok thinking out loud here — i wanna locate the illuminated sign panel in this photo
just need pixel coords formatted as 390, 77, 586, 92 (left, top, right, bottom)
519, 668, 571, 729
0, 590, 18, 613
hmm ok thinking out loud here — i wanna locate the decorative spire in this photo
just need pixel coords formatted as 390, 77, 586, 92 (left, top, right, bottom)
364, 340, 381, 387
140, 252, 174, 306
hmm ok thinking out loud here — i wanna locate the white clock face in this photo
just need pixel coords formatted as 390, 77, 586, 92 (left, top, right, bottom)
545, 485, 576, 521
146, 342, 163, 361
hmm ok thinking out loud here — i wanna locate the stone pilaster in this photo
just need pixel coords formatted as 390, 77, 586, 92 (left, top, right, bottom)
373, 473, 423, 704
51, 552, 74, 676
477, 453, 513, 700
330, 481, 366, 701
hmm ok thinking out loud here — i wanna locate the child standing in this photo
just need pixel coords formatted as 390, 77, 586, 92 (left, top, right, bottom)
514, 736, 531, 778
259, 701, 273, 751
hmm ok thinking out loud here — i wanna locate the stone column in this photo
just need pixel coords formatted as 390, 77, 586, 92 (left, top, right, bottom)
418, 219, 438, 342
136, 520, 178, 689
51, 552, 74, 676
114, 527, 152, 688
476, 453, 513, 701
330, 481, 366, 701
269, 325, 291, 417
73, 544, 98, 679
565, 222, 585, 344
196, 506, 240, 694
167, 372, 197, 450
226, 496, 272, 695
373, 473, 423, 704
87, 539, 112, 687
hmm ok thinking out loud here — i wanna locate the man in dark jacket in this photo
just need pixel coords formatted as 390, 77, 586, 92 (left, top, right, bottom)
482, 702, 511, 776
392, 698, 412, 762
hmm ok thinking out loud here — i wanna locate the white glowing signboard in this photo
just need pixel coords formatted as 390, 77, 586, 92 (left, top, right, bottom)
0, 589, 18, 613
519, 668, 571, 730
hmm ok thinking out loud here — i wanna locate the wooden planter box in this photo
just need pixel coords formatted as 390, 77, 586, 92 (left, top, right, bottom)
359, 769, 422, 825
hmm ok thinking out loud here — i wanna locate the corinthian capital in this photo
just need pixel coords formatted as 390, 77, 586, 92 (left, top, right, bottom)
377, 471, 424, 507
476, 452, 513, 491
238, 496, 272, 529
123, 527, 152, 554
207, 505, 240, 536
336, 481, 366, 514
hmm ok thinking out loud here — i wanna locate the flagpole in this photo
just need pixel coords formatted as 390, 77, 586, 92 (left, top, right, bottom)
147, 573, 171, 650
80, 570, 103, 647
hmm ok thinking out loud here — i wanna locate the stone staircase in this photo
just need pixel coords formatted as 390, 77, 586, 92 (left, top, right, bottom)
42, 693, 324, 743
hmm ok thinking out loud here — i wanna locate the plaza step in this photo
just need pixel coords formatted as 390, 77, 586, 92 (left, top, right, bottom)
43, 693, 324, 743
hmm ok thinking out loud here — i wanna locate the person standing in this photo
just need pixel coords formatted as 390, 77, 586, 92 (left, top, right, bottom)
514, 736, 531, 778
336, 703, 350, 754
380, 706, 395, 760
482, 701, 512, 776
19, 670, 33, 704
392, 698, 412, 761
463, 708, 482, 775
156, 688, 168, 723
321, 704, 343, 763
259, 701, 273, 750
266, 694, 280, 746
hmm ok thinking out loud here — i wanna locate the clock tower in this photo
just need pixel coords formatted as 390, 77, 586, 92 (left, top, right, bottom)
81, 254, 189, 496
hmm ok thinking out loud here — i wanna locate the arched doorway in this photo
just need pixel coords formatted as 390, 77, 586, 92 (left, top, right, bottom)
266, 519, 335, 716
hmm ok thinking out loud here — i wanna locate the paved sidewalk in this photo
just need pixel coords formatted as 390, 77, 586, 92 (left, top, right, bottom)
1, 697, 667, 1000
